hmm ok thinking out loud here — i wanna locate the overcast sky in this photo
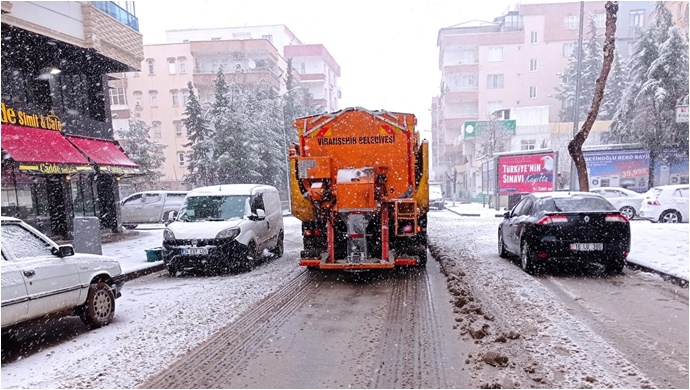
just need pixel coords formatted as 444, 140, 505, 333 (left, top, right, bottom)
135, 0, 525, 131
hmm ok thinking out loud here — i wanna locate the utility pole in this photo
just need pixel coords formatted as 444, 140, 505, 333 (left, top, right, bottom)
569, 1, 585, 191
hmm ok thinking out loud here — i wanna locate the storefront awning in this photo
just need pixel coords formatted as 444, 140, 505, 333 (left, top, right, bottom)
66, 136, 143, 175
1, 124, 94, 174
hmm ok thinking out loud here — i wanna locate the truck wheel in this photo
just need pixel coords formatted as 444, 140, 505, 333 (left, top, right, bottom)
78, 282, 115, 329
416, 248, 428, 268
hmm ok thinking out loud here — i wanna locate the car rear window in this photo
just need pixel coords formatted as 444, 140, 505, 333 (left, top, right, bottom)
645, 188, 663, 198
541, 196, 616, 212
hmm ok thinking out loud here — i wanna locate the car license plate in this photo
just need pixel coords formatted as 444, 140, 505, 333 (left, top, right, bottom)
182, 247, 207, 255
570, 243, 603, 251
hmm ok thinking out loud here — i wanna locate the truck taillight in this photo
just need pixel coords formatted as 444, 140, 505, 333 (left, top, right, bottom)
537, 215, 568, 225
305, 229, 323, 237
605, 214, 629, 223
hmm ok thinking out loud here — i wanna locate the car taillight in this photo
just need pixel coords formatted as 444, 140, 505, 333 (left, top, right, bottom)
605, 214, 629, 223
537, 215, 568, 224
647, 200, 661, 206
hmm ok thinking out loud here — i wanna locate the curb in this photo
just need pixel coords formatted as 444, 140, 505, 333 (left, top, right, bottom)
123, 262, 166, 282
444, 208, 505, 218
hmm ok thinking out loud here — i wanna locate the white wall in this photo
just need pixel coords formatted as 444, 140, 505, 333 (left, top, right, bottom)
165, 25, 301, 54
10, 1, 85, 41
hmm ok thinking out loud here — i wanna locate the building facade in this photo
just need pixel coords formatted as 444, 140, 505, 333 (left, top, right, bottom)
1, 1, 143, 239
112, 25, 341, 191
433, 1, 657, 200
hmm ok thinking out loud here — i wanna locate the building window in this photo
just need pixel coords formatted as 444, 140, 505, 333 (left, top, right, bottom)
178, 152, 185, 166
181, 89, 189, 105
529, 86, 538, 99
487, 74, 504, 89
564, 15, 579, 30
146, 59, 155, 75
488, 47, 503, 62
563, 42, 577, 58
487, 101, 503, 115
594, 13, 606, 28
109, 87, 127, 106
261, 34, 273, 43
529, 58, 538, 72
171, 89, 179, 106
152, 121, 162, 138
168, 58, 176, 74
149, 91, 158, 107
521, 140, 536, 150
133, 91, 143, 106
178, 57, 187, 74
174, 121, 183, 136
630, 9, 645, 28
530, 31, 538, 44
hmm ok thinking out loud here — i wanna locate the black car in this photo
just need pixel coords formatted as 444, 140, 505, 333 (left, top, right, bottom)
497, 192, 631, 275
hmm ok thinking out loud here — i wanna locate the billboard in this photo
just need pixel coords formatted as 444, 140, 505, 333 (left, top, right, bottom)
498, 152, 556, 194
580, 149, 649, 192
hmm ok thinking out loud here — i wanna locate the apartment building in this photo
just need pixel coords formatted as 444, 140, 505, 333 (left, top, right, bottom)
1, 1, 143, 238
433, 1, 656, 199
112, 25, 341, 190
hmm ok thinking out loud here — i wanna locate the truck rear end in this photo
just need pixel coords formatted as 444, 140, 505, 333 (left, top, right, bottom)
289, 107, 429, 270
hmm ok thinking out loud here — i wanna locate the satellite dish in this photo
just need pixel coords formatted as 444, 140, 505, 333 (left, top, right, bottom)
247, 59, 256, 69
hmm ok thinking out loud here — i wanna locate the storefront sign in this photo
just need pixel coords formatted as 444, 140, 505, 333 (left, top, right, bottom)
463, 120, 516, 138
18, 163, 93, 174
498, 153, 555, 194
99, 165, 143, 175
580, 149, 649, 192
1, 102, 63, 131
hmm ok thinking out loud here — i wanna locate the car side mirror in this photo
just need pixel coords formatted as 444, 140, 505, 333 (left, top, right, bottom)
256, 209, 266, 220
165, 211, 178, 225
59, 245, 75, 257
503, 211, 511, 219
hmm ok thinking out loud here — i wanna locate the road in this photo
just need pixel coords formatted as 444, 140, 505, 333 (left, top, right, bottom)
1, 212, 687, 389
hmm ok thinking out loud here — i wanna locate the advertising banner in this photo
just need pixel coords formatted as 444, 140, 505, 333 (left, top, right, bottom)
580, 149, 649, 192
498, 152, 555, 194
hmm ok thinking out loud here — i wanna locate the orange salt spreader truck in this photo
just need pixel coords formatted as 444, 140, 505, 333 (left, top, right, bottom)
289, 107, 430, 270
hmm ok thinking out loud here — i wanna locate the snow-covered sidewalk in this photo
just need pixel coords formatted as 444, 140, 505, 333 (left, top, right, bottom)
443, 202, 689, 281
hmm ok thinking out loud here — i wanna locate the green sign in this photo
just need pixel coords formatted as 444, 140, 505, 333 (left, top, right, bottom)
463, 120, 516, 138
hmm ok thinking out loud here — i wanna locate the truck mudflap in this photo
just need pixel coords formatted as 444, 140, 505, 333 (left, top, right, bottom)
299, 257, 420, 269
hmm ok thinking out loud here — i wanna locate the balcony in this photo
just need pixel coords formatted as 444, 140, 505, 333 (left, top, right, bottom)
91, 2, 139, 32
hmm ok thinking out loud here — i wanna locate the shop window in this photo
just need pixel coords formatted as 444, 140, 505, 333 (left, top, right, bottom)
178, 57, 187, 74
178, 153, 185, 166
109, 87, 127, 106
168, 58, 176, 75
171, 89, 179, 106
152, 121, 162, 138
149, 90, 158, 107
1, 66, 29, 104
71, 175, 98, 216
147, 58, 155, 75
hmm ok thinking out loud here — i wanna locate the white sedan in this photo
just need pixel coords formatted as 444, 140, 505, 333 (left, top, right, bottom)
639, 184, 690, 223
1, 217, 125, 329
590, 186, 645, 220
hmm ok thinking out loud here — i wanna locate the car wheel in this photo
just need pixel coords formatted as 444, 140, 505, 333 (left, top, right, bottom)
167, 265, 178, 277
78, 282, 115, 329
241, 241, 258, 272
272, 231, 284, 258
660, 210, 680, 223
123, 224, 137, 230
520, 241, 540, 275
605, 257, 626, 275
619, 206, 635, 220
498, 230, 509, 258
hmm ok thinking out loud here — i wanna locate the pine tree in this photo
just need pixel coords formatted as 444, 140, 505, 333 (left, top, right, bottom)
182, 81, 215, 187
117, 104, 166, 188
600, 49, 627, 121
609, 2, 688, 186
555, 16, 602, 122
210, 66, 242, 184
250, 81, 286, 188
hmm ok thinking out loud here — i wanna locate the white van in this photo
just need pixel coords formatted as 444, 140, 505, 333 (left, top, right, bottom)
161, 184, 284, 275
120, 191, 188, 229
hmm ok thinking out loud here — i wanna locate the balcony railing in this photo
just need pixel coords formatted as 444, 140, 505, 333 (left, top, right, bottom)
92, 2, 139, 32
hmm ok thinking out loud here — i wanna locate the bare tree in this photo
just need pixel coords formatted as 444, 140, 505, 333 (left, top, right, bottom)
476, 117, 512, 157
568, 1, 618, 192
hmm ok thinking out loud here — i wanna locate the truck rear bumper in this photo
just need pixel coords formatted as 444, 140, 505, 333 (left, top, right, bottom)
300, 257, 419, 269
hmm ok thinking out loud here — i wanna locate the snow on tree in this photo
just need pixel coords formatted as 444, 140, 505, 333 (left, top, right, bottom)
117, 103, 166, 189
555, 16, 603, 122
182, 81, 215, 187
282, 58, 324, 148
569, 1, 618, 192
249, 81, 287, 189
600, 48, 627, 122
210, 66, 244, 184
609, 2, 689, 186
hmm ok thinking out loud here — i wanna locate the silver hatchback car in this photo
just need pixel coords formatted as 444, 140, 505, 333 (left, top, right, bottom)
120, 191, 188, 229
